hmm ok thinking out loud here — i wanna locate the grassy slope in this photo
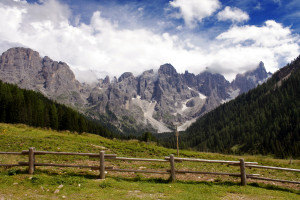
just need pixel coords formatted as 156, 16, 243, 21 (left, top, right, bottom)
0, 123, 299, 199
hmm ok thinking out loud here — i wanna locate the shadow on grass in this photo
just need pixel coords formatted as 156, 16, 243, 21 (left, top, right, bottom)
3, 168, 28, 176
109, 176, 299, 194
109, 175, 239, 186
3, 169, 298, 194
32, 169, 99, 180
248, 182, 299, 194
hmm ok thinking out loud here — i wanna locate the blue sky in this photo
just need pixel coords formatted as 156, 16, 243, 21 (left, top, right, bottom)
45, 0, 300, 34
0, 0, 299, 82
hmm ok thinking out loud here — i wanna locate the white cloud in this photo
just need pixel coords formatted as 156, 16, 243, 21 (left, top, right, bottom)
216, 20, 300, 74
217, 6, 249, 23
0, 0, 299, 83
169, 0, 221, 28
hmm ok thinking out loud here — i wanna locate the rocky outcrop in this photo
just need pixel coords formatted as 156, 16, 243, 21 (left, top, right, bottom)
0, 47, 271, 133
0, 47, 86, 106
0, 47, 44, 89
231, 61, 271, 94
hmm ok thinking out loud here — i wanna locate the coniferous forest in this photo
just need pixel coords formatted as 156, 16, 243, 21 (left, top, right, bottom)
0, 80, 118, 138
158, 56, 300, 158
1, 56, 299, 158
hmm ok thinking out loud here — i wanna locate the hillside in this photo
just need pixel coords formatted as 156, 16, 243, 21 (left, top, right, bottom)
0, 123, 299, 199
0, 80, 120, 138
169, 56, 300, 158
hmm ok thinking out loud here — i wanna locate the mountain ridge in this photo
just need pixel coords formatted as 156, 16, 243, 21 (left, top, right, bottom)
166, 55, 300, 158
0, 47, 271, 134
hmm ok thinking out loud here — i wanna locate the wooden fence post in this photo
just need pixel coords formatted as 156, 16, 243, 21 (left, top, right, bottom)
169, 154, 176, 182
28, 147, 35, 174
240, 158, 247, 186
99, 151, 105, 179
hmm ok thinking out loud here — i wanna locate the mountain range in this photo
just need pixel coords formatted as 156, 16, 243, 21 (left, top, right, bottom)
0, 47, 271, 134
175, 55, 299, 158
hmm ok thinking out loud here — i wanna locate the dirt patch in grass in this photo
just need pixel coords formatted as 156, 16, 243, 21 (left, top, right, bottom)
127, 190, 165, 199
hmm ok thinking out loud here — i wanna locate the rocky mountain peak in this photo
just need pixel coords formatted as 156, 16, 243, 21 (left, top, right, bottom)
252, 61, 269, 80
0, 47, 42, 71
0, 47, 43, 89
0, 47, 273, 134
118, 72, 134, 82
158, 64, 177, 76
3, 47, 40, 61
103, 75, 110, 84
231, 61, 271, 94
0, 47, 84, 106
43, 56, 52, 62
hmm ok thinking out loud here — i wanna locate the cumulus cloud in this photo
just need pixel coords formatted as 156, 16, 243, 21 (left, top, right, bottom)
0, 0, 299, 83
217, 6, 249, 23
215, 20, 300, 75
169, 0, 221, 28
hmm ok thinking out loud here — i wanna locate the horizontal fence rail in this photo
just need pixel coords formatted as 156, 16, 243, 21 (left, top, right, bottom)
0, 148, 299, 186
17, 162, 114, 170
248, 176, 300, 184
114, 157, 168, 162
21, 150, 117, 158
245, 164, 300, 172
174, 170, 259, 177
107, 168, 170, 174
165, 157, 258, 165
0, 152, 24, 155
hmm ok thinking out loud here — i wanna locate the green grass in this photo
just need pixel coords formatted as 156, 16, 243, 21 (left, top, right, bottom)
0, 123, 299, 199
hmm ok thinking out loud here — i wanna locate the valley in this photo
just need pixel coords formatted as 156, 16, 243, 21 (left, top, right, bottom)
0, 123, 299, 199
0, 0, 299, 199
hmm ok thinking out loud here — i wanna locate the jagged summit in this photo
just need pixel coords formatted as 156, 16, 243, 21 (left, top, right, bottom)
249, 61, 269, 79
158, 63, 177, 76
0, 47, 85, 107
118, 72, 134, 82
231, 61, 271, 94
0, 47, 272, 134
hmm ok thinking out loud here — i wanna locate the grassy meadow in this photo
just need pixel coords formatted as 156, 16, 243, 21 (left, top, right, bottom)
0, 123, 299, 199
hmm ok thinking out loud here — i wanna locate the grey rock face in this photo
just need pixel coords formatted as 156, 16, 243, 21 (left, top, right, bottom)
0, 47, 85, 106
0, 47, 43, 88
137, 69, 156, 100
0, 47, 271, 133
231, 61, 271, 94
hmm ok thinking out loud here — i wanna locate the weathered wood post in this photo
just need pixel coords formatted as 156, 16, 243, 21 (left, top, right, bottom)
28, 147, 35, 174
99, 151, 105, 179
169, 154, 176, 182
240, 158, 247, 186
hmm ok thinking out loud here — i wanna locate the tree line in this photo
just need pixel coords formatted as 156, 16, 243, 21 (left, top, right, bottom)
158, 56, 300, 158
0, 80, 118, 138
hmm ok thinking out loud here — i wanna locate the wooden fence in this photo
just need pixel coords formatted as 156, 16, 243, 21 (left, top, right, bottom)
1, 147, 299, 186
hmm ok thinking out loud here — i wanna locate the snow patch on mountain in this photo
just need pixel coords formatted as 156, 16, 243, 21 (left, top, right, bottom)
188, 87, 207, 99
131, 96, 171, 133
221, 88, 240, 103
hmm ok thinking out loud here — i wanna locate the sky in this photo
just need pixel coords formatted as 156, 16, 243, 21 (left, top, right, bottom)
0, 0, 299, 82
